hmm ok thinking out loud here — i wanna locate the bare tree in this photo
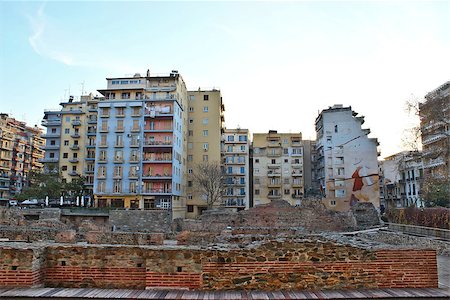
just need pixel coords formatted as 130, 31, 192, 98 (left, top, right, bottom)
192, 162, 226, 209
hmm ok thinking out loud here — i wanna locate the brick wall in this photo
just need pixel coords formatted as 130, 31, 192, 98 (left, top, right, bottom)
0, 241, 438, 290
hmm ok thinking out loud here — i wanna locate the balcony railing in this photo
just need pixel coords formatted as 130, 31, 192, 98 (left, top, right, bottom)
71, 120, 81, 126
69, 158, 79, 163
223, 199, 245, 207
142, 188, 172, 194
41, 119, 61, 127
143, 140, 173, 146
70, 145, 80, 150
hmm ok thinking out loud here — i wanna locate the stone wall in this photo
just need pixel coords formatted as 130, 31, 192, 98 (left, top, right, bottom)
109, 210, 172, 233
0, 239, 438, 290
180, 200, 358, 235
0, 226, 59, 242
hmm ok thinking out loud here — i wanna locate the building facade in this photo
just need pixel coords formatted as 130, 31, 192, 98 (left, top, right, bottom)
185, 89, 225, 218
420, 81, 449, 184
0, 114, 44, 203
381, 151, 424, 209
252, 131, 305, 206
315, 105, 380, 211
222, 128, 250, 211
41, 94, 98, 201
93, 71, 188, 219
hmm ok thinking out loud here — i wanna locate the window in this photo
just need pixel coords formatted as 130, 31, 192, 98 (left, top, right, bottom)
49, 152, 55, 158
326, 136, 332, 143
187, 155, 193, 162
187, 205, 194, 212
51, 128, 57, 133
203, 106, 208, 112
72, 166, 77, 171
121, 93, 130, 100
188, 181, 193, 187
113, 180, 122, 193
188, 130, 193, 136
132, 119, 139, 131
330, 200, 336, 206
240, 145, 245, 151
283, 148, 289, 155
203, 155, 208, 162
271, 159, 276, 164
65, 116, 70, 122
97, 181, 105, 193
116, 106, 125, 117
63, 153, 68, 159
334, 125, 338, 133
188, 168, 193, 174
203, 130, 208, 136
189, 107, 194, 112
101, 107, 110, 116
50, 140, 56, 145
203, 143, 208, 151
114, 166, 122, 177
114, 150, 123, 161
228, 135, 234, 142
64, 128, 70, 134
116, 135, 123, 147
116, 119, 124, 131
62, 166, 67, 171
100, 135, 107, 146
202, 118, 208, 125
255, 189, 260, 195
240, 167, 245, 174
73, 153, 78, 159
132, 107, 141, 115
189, 95, 195, 101
255, 159, 259, 163
203, 95, 209, 100
129, 182, 137, 193
284, 178, 290, 184
239, 135, 247, 142
255, 178, 260, 184
188, 143, 193, 149
98, 166, 106, 178
284, 189, 290, 195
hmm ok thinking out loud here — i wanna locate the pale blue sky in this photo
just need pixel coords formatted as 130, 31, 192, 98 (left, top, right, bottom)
1, 1, 449, 157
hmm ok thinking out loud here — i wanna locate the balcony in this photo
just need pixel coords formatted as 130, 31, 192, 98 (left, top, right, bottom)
142, 173, 172, 180
71, 120, 81, 126
292, 171, 303, 177
70, 145, 80, 150
39, 158, 59, 163
142, 188, 172, 194
44, 145, 60, 150
268, 182, 281, 188
68, 171, 79, 176
98, 143, 108, 148
41, 133, 61, 138
41, 119, 61, 127
85, 157, 95, 161
143, 140, 173, 147
292, 182, 303, 188
100, 114, 110, 118
84, 169, 94, 174
422, 133, 447, 146
99, 127, 109, 133
88, 106, 97, 112
130, 142, 140, 148
114, 143, 124, 148
69, 158, 79, 163
267, 171, 281, 177
424, 157, 445, 169
70, 133, 80, 138
98, 158, 107, 163
87, 118, 97, 124
267, 151, 282, 157
113, 157, 124, 163
115, 127, 125, 133
223, 199, 245, 207
268, 193, 281, 199
128, 173, 138, 179
87, 130, 97, 136
292, 194, 303, 199
86, 144, 96, 148
267, 163, 281, 169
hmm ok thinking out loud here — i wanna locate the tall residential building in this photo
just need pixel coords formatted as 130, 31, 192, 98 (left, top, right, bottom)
252, 131, 305, 206
420, 81, 449, 182
222, 128, 250, 211
41, 94, 98, 200
315, 104, 380, 211
0, 114, 44, 203
185, 89, 225, 218
381, 151, 424, 209
93, 71, 188, 219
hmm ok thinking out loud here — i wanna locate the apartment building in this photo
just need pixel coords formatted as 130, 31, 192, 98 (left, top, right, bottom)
420, 81, 449, 182
315, 104, 380, 211
185, 89, 225, 218
93, 71, 188, 219
382, 151, 424, 209
222, 128, 250, 211
41, 94, 97, 200
0, 114, 44, 203
252, 131, 305, 206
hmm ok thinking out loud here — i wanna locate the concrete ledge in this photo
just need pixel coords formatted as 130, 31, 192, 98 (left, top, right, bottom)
387, 223, 450, 241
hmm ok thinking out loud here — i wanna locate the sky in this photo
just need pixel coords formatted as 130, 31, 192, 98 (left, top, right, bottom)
0, 1, 449, 158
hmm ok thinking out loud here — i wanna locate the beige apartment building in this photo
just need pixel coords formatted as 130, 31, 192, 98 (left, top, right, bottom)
42, 94, 98, 200
185, 89, 225, 218
0, 114, 45, 203
252, 131, 305, 206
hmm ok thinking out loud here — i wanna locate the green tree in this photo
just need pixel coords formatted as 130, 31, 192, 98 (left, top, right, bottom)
16, 169, 63, 200
64, 175, 86, 200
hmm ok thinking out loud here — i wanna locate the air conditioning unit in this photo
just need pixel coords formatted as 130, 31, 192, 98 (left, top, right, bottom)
136, 167, 139, 171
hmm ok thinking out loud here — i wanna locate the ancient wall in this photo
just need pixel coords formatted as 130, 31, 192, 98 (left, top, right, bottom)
0, 246, 44, 287
0, 239, 438, 290
109, 210, 172, 233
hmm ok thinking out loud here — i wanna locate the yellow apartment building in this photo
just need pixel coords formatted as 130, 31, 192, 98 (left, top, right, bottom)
185, 89, 225, 218
252, 131, 305, 206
